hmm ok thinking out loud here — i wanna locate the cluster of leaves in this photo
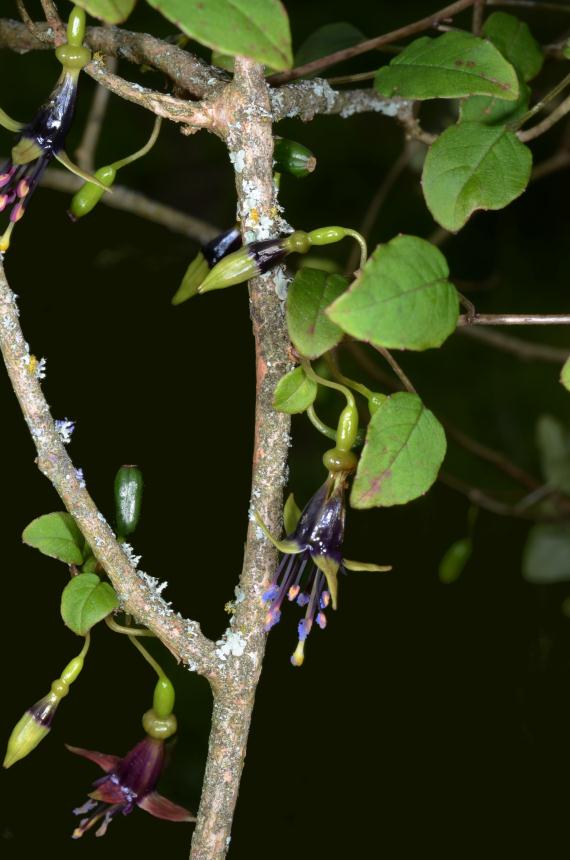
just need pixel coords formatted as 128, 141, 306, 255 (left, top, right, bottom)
23, 511, 119, 634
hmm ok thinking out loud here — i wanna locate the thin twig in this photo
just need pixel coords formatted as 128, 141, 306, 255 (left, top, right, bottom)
439, 472, 556, 519
0, 260, 218, 679
458, 313, 570, 325
488, 0, 570, 11
75, 55, 118, 173
518, 92, 570, 142
40, 167, 219, 242
347, 144, 412, 271
268, 0, 478, 85
472, 0, 486, 34
373, 346, 417, 393
459, 326, 569, 362
15, 0, 46, 43
515, 71, 570, 131
39, 0, 64, 44
531, 148, 570, 181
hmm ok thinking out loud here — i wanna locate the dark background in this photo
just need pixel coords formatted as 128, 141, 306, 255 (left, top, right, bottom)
2, 0, 570, 857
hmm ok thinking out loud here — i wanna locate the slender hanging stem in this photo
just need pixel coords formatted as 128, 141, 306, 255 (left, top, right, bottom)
300, 358, 356, 410
105, 616, 155, 637
78, 631, 91, 660
128, 633, 169, 680
343, 229, 368, 270
111, 116, 162, 170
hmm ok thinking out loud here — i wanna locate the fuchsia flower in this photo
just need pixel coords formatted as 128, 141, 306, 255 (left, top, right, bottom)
259, 470, 391, 666
68, 734, 195, 838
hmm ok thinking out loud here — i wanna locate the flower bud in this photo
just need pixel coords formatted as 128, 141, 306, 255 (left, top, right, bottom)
3, 691, 61, 768
198, 239, 288, 294
68, 165, 116, 220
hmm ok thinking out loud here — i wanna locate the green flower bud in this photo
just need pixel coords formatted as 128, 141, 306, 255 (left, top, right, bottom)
335, 403, 359, 453
273, 138, 316, 179
307, 226, 347, 246
152, 677, 175, 719
3, 637, 88, 768
114, 465, 144, 538
3, 694, 57, 768
68, 165, 116, 219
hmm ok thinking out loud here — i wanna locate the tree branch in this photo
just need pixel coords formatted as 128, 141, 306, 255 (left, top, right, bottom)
268, 0, 478, 85
518, 92, 570, 143
40, 167, 219, 242
458, 313, 570, 325
0, 259, 219, 679
188, 57, 292, 860
459, 326, 569, 362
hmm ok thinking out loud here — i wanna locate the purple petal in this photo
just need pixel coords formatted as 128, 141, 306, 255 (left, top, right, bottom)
138, 791, 196, 822
66, 744, 120, 773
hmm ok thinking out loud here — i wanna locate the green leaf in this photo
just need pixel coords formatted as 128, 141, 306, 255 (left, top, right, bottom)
294, 22, 365, 69
61, 573, 119, 635
422, 122, 532, 232
375, 31, 519, 101
286, 268, 347, 359
327, 235, 459, 351
523, 524, 570, 584
563, 40, 570, 61
561, 357, 570, 391
145, 0, 293, 71
283, 493, 301, 535
273, 367, 317, 414
72, 0, 136, 24
23, 512, 85, 565
438, 537, 472, 584
482, 12, 543, 82
536, 414, 570, 494
351, 392, 447, 508
460, 81, 530, 127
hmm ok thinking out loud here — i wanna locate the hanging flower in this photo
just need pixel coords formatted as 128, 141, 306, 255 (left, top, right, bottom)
0, 6, 102, 251
69, 731, 195, 838
257, 470, 391, 666
0, 72, 79, 250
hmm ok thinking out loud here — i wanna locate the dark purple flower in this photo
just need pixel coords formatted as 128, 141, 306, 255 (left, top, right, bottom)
202, 225, 242, 267
68, 735, 195, 838
0, 71, 78, 250
257, 471, 390, 666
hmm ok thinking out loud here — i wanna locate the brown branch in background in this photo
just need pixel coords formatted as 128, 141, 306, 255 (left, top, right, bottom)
345, 341, 570, 518
269, 0, 478, 85
459, 326, 569, 363
472, 0, 486, 34
40, 167, 218, 242
372, 345, 418, 393
39, 0, 64, 44
346, 144, 412, 271
487, 0, 570, 11
0, 260, 219, 679
16, 0, 47, 44
518, 92, 570, 143
75, 55, 118, 173
439, 471, 557, 520
458, 313, 570, 325
531, 148, 570, 181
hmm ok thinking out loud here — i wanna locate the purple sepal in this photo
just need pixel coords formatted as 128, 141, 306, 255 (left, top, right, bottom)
249, 239, 288, 274
202, 226, 242, 267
